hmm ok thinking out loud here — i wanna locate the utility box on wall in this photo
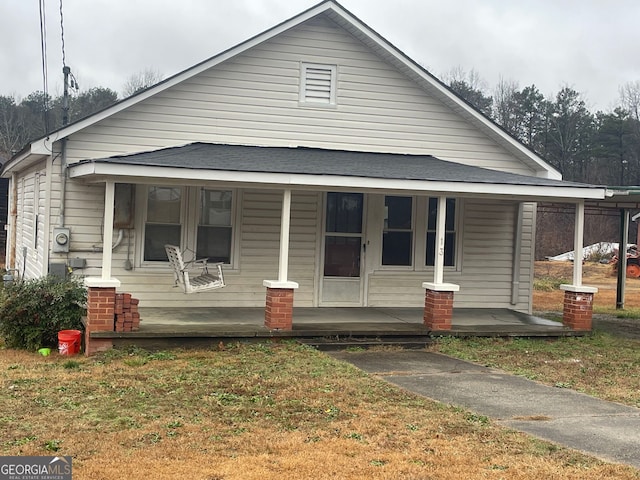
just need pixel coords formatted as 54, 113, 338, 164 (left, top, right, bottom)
49, 262, 68, 279
53, 227, 71, 253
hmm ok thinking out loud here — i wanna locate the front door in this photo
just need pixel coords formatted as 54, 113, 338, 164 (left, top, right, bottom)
320, 192, 365, 305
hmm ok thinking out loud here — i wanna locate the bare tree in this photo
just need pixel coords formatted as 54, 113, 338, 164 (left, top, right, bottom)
620, 81, 640, 121
492, 77, 520, 134
443, 67, 493, 116
121, 68, 164, 98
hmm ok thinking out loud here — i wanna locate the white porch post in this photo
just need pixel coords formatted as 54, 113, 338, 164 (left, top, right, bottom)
278, 189, 292, 283
84, 180, 120, 355
102, 180, 115, 280
263, 189, 298, 330
422, 196, 459, 330
434, 195, 447, 284
560, 200, 597, 330
572, 200, 585, 287
85, 180, 120, 288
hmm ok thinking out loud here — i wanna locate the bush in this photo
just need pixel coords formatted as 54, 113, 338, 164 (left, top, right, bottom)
0, 276, 86, 350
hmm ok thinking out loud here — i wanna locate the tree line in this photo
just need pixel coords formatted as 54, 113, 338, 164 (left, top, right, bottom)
447, 70, 640, 186
0, 69, 162, 160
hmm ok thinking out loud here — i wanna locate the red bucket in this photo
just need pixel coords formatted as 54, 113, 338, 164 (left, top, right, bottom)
58, 330, 82, 355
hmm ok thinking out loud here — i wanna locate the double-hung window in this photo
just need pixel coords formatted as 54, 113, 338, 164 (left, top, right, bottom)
380, 196, 458, 269
382, 196, 413, 266
144, 186, 183, 261
197, 189, 233, 263
142, 186, 235, 265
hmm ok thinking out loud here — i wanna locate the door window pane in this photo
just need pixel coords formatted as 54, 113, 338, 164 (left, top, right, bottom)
326, 193, 363, 233
144, 187, 182, 261
382, 196, 413, 266
324, 236, 361, 277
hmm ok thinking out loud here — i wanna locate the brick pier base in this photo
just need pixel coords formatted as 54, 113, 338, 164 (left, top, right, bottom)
422, 282, 459, 331
560, 286, 597, 331
265, 288, 294, 330
85, 286, 116, 356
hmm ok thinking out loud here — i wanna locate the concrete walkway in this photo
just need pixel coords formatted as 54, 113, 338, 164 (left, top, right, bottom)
329, 350, 640, 469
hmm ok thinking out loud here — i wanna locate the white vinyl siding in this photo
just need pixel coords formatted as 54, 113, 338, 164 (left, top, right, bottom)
367, 198, 533, 313
75, 189, 321, 308
62, 16, 537, 176
299, 63, 336, 105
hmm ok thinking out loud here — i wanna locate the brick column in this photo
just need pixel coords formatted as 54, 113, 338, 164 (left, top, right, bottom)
422, 282, 459, 331
84, 278, 120, 356
263, 280, 299, 331
560, 285, 598, 331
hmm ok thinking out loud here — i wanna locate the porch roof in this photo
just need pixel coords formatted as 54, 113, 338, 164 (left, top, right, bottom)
68, 142, 607, 201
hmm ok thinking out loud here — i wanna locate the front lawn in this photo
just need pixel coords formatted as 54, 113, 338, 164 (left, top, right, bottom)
1, 342, 637, 479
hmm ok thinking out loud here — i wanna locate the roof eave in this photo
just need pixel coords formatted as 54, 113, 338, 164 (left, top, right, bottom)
67, 162, 604, 201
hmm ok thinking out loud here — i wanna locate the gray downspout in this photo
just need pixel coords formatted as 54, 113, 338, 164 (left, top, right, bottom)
511, 203, 524, 305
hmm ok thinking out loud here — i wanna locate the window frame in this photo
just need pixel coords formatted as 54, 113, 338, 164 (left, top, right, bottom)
137, 185, 239, 269
376, 196, 461, 272
381, 195, 415, 268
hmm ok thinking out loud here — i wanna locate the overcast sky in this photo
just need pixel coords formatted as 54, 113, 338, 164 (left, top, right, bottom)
2, 0, 639, 111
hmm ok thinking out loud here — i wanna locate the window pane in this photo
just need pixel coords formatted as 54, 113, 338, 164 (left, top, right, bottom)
326, 193, 363, 233
384, 196, 412, 229
147, 187, 181, 223
197, 226, 232, 263
145, 224, 181, 261
200, 190, 232, 226
324, 236, 361, 277
427, 197, 437, 230
382, 231, 412, 265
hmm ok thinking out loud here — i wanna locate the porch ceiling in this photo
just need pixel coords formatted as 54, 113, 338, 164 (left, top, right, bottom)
68, 142, 606, 202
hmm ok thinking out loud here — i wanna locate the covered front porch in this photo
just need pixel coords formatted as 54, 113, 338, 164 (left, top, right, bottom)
88, 307, 581, 351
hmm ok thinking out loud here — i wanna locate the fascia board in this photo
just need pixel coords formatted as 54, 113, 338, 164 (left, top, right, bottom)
68, 162, 605, 201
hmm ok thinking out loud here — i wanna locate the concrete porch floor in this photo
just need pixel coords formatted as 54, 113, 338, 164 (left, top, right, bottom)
92, 307, 580, 341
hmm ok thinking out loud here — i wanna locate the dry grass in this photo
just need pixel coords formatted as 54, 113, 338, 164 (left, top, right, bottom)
432, 332, 640, 408
533, 260, 640, 311
1, 343, 637, 479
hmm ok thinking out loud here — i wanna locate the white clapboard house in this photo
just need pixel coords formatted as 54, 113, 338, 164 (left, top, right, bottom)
2, 1, 607, 347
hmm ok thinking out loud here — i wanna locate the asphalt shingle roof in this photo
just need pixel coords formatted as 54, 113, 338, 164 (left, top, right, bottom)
83, 142, 596, 189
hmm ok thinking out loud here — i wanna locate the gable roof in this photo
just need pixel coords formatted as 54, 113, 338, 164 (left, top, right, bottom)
5, 1, 560, 180
68, 142, 603, 201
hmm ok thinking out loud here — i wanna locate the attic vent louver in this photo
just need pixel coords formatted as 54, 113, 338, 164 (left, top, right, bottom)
300, 63, 336, 105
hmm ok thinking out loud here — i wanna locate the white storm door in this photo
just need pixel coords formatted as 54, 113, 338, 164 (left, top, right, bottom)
320, 192, 365, 305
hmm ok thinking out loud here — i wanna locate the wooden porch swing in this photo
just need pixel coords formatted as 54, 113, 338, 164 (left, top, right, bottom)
164, 244, 226, 294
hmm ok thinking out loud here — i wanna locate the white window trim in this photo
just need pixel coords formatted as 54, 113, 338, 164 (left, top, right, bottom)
299, 62, 337, 107
135, 185, 240, 270
377, 196, 462, 273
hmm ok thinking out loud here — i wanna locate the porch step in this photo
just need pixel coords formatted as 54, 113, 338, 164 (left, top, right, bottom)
298, 335, 434, 351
